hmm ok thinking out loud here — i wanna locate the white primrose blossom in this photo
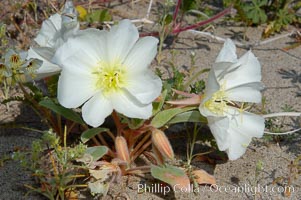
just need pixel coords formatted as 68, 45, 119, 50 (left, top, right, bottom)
52, 20, 162, 127
2, 49, 41, 83
199, 39, 265, 160
27, 0, 79, 80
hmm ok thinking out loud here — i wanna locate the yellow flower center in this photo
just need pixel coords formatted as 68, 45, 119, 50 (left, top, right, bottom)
204, 83, 233, 115
93, 60, 127, 95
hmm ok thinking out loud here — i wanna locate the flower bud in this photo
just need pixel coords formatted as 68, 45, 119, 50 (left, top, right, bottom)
152, 144, 164, 165
115, 136, 130, 164
152, 129, 174, 160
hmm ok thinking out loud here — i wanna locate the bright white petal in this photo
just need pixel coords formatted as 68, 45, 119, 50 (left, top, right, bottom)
124, 36, 158, 73
29, 47, 54, 60
215, 39, 237, 63
223, 51, 262, 89
207, 116, 230, 151
225, 108, 265, 160
58, 68, 96, 108
111, 90, 152, 119
213, 62, 234, 78
199, 69, 222, 117
52, 29, 107, 72
35, 63, 61, 80
27, 47, 61, 79
226, 108, 265, 138
26, 47, 61, 72
82, 93, 113, 127
227, 82, 263, 103
201, 69, 220, 106
226, 131, 251, 160
107, 20, 139, 62
199, 104, 223, 118
126, 70, 162, 104
35, 14, 62, 47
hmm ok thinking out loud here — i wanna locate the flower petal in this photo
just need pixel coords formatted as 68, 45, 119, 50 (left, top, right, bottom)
52, 29, 107, 72
213, 62, 235, 78
225, 108, 265, 160
62, 0, 78, 25
124, 36, 158, 73
200, 69, 220, 107
27, 47, 61, 79
215, 39, 237, 63
107, 20, 139, 62
111, 90, 152, 119
207, 116, 230, 151
227, 109, 265, 138
227, 82, 263, 103
226, 131, 251, 160
35, 14, 62, 47
82, 93, 113, 127
223, 51, 262, 89
58, 68, 96, 108
125, 70, 162, 104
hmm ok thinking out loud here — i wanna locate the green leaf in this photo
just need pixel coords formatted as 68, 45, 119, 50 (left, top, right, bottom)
151, 107, 195, 128
151, 165, 190, 190
39, 98, 84, 124
85, 146, 108, 161
181, 0, 197, 12
81, 128, 109, 143
87, 9, 111, 23
99, 9, 111, 22
167, 110, 207, 124
87, 10, 102, 23
127, 118, 145, 130
161, 14, 173, 26
243, 0, 267, 25
152, 89, 167, 116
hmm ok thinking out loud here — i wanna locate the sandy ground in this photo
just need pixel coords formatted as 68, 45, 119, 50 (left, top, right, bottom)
0, 0, 301, 199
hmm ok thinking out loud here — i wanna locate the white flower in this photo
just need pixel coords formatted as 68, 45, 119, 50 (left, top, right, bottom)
2, 49, 41, 83
27, 0, 79, 80
52, 19, 162, 127
199, 39, 265, 160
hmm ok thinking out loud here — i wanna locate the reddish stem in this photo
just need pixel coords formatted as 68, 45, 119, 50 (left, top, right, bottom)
112, 110, 122, 136
172, 0, 182, 27
172, 7, 232, 34
131, 140, 152, 162
139, 31, 159, 37
139, 7, 232, 37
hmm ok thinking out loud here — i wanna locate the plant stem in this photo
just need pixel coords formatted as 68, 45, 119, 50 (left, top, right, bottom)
96, 133, 115, 157
57, 113, 63, 138
172, 8, 232, 34
140, 7, 232, 37
126, 166, 151, 174
172, 0, 182, 27
18, 82, 56, 130
66, 121, 76, 135
97, 133, 109, 147
130, 131, 151, 159
131, 140, 152, 162
106, 130, 116, 141
112, 110, 122, 136
183, 68, 210, 89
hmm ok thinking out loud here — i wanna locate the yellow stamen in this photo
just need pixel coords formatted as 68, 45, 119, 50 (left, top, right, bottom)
93, 60, 127, 95
10, 54, 21, 64
204, 83, 233, 115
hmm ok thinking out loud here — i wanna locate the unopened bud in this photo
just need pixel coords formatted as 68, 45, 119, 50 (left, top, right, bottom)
152, 144, 165, 165
152, 129, 174, 160
115, 136, 130, 164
